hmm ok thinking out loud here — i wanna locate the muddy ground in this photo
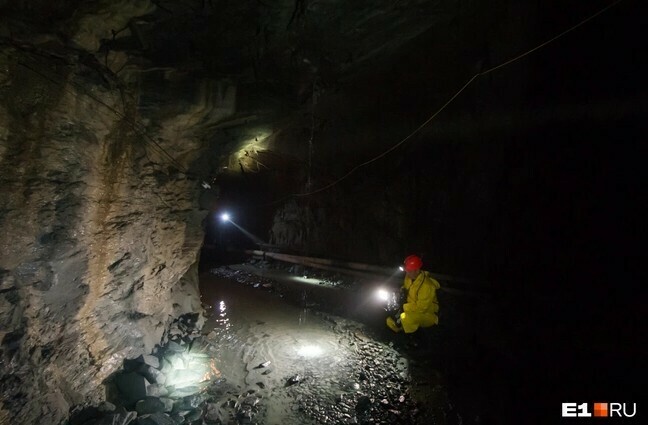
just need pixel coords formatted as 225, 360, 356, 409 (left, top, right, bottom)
66, 260, 508, 425
199, 265, 473, 425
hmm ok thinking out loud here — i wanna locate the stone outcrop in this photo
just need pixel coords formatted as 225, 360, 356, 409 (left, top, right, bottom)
0, 42, 232, 424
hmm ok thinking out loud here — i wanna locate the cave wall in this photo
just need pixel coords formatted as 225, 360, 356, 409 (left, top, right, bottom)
0, 42, 231, 423
265, 0, 536, 277
265, 0, 644, 285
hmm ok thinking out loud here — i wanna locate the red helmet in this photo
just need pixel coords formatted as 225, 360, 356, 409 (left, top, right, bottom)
403, 255, 423, 272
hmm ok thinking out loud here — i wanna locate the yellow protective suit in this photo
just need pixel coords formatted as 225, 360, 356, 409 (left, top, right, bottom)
386, 271, 440, 333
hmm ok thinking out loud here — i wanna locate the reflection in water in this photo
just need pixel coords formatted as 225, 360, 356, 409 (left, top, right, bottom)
296, 345, 323, 358
215, 300, 230, 330
298, 308, 307, 326
199, 274, 417, 425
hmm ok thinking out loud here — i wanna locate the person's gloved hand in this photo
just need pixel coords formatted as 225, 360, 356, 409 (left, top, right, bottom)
398, 287, 407, 304
403, 303, 414, 313
391, 310, 402, 324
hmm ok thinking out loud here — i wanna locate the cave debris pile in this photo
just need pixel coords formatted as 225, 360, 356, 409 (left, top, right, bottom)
209, 267, 277, 292
64, 313, 258, 425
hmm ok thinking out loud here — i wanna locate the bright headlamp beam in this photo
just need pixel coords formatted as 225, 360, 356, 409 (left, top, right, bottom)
297, 345, 323, 358
220, 213, 230, 222
377, 288, 390, 302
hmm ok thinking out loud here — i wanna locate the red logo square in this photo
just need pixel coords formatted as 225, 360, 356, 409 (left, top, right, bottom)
594, 402, 608, 417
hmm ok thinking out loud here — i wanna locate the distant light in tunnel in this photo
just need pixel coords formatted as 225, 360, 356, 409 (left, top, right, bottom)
297, 345, 324, 358
399, 266, 404, 272
220, 213, 230, 222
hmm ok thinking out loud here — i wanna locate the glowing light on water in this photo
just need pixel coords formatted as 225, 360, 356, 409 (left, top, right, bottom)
289, 276, 322, 285
202, 358, 221, 382
216, 300, 230, 329
297, 345, 324, 358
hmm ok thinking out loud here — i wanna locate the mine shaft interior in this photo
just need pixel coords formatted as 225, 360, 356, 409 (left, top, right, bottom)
0, 1, 643, 425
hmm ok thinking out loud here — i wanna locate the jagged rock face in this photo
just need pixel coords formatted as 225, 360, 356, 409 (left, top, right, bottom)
0, 43, 235, 423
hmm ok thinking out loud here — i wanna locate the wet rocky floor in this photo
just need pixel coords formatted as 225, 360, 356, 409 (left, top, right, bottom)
198, 267, 452, 425
65, 266, 466, 425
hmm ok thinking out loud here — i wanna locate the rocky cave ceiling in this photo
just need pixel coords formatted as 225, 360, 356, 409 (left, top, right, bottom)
1, 0, 463, 173
1, 0, 642, 278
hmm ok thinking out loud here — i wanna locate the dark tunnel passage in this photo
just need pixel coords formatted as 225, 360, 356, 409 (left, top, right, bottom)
0, 1, 644, 424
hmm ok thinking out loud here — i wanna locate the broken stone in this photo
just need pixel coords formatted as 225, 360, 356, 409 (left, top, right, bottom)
169, 335, 183, 345
166, 368, 203, 387
139, 354, 161, 369
169, 385, 200, 398
97, 401, 116, 413
236, 409, 253, 421
133, 412, 176, 425
242, 395, 260, 407
204, 403, 222, 424
355, 395, 372, 414
115, 372, 150, 405
136, 397, 166, 415
91, 408, 137, 425
160, 357, 174, 372
180, 313, 199, 327
165, 354, 185, 370
286, 374, 301, 386
254, 360, 271, 369
166, 341, 186, 353
185, 408, 202, 421
172, 394, 205, 411
187, 349, 210, 358
138, 364, 167, 385
146, 384, 169, 398
159, 397, 174, 412
169, 413, 184, 424
124, 354, 161, 371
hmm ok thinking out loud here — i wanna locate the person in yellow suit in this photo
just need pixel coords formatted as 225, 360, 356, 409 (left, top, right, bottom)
386, 255, 440, 333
